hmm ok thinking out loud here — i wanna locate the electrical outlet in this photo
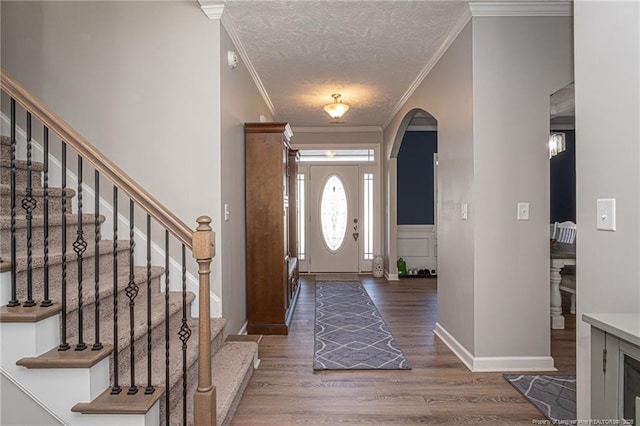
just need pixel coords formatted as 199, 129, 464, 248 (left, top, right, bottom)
224, 204, 230, 222
461, 203, 468, 220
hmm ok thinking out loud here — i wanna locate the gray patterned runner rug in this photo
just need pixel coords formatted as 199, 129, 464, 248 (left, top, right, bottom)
504, 374, 576, 423
314, 281, 411, 370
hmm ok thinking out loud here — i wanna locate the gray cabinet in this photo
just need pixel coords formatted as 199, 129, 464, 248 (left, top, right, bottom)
584, 313, 640, 424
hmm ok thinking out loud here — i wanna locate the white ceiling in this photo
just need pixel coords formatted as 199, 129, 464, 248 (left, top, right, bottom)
218, 1, 471, 128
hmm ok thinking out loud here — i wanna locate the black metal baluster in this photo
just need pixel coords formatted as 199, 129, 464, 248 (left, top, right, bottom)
145, 214, 154, 395
22, 112, 36, 307
111, 187, 122, 395
92, 170, 102, 351
8, 98, 19, 308
74, 157, 87, 351
59, 142, 70, 351
126, 200, 139, 395
164, 231, 170, 425
41, 128, 52, 308
179, 245, 191, 425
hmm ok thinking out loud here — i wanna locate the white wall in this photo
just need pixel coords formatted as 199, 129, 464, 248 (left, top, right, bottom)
384, 23, 476, 353
383, 15, 573, 368
219, 24, 274, 335
574, 1, 640, 419
1, 1, 221, 230
292, 129, 382, 146
1, 374, 62, 425
471, 16, 573, 359
1, 1, 222, 300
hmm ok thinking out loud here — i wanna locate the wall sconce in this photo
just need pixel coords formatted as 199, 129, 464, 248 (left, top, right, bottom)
549, 133, 566, 159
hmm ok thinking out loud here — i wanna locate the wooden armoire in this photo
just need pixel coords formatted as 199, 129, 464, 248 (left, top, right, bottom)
245, 122, 299, 335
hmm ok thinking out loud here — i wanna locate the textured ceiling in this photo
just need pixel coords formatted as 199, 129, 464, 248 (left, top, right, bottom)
221, 1, 470, 128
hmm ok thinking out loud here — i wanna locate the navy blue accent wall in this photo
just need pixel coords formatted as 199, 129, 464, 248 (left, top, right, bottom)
550, 130, 576, 223
397, 131, 437, 224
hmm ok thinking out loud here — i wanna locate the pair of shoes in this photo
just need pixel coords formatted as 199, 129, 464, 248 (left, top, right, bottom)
418, 269, 431, 276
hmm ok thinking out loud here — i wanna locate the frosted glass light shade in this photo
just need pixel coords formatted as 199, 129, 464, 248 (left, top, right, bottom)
323, 94, 350, 119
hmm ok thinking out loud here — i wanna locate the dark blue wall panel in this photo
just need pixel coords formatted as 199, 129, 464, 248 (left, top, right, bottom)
397, 131, 437, 225
550, 130, 576, 223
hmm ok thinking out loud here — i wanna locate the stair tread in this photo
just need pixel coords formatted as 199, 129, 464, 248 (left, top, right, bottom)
0, 183, 74, 197
10, 239, 130, 272
0, 213, 105, 229
17, 344, 113, 369
117, 316, 226, 395
67, 285, 195, 348
0, 302, 61, 322
211, 341, 258, 425
71, 385, 165, 415
0, 158, 45, 171
56, 265, 165, 308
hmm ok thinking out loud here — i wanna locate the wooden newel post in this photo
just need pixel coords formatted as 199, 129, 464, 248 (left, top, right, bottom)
193, 216, 216, 426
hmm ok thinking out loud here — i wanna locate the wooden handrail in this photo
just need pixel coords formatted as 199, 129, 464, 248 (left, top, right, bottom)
0, 69, 193, 248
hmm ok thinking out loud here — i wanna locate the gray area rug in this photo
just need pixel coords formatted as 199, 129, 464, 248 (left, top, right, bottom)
314, 281, 410, 370
504, 374, 576, 423
314, 273, 361, 282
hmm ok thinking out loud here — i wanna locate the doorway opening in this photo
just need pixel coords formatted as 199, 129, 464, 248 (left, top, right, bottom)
295, 147, 380, 273
549, 82, 577, 330
396, 110, 438, 278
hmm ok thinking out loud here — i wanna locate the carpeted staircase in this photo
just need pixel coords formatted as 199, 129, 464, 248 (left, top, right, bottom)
0, 135, 257, 425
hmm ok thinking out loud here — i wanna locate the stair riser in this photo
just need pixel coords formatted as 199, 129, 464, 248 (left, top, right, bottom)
165, 326, 228, 426
12, 249, 131, 304
166, 353, 199, 426
1, 220, 100, 258
110, 302, 194, 388
65, 275, 165, 344
1, 142, 16, 160
1, 165, 44, 190
0, 191, 74, 216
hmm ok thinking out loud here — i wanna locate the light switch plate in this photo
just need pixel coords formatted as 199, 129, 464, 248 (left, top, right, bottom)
461, 203, 468, 220
596, 198, 616, 231
517, 202, 530, 220
224, 203, 230, 222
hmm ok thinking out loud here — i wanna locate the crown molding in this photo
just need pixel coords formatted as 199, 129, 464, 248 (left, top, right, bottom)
292, 126, 383, 134
198, 2, 224, 20
468, 1, 573, 17
382, 7, 472, 129
198, 2, 278, 120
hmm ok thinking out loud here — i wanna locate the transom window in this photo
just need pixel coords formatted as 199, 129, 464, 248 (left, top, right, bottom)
298, 149, 374, 163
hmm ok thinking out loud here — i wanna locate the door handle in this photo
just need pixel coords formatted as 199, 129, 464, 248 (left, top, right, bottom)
353, 218, 359, 241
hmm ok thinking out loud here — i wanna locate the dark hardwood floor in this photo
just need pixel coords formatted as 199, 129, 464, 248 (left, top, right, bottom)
232, 275, 576, 425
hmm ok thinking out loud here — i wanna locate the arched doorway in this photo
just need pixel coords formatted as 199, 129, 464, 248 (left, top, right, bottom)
388, 108, 438, 279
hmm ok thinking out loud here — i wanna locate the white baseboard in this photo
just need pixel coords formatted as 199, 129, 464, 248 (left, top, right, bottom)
384, 271, 399, 281
471, 356, 556, 372
434, 322, 557, 372
236, 321, 248, 335
434, 322, 474, 371
1, 114, 221, 317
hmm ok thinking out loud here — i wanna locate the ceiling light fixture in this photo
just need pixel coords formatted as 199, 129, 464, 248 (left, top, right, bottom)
323, 93, 350, 120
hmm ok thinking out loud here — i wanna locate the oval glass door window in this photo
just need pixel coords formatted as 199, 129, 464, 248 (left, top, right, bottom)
320, 174, 348, 252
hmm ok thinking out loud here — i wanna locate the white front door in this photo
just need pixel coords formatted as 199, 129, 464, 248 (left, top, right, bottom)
309, 165, 359, 272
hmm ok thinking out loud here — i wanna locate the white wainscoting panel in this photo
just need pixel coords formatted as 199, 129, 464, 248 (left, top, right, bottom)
397, 225, 437, 271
